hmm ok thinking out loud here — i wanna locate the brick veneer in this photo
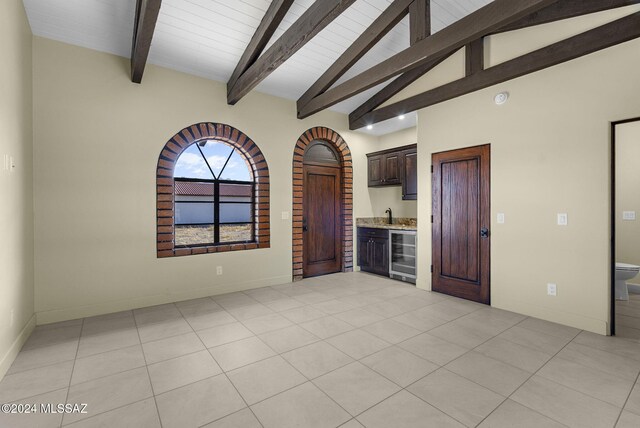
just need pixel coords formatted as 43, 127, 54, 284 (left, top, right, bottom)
292, 127, 353, 281
156, 123, 270, 258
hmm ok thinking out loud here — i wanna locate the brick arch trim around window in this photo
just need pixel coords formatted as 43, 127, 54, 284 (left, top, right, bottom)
292, 127, 353, 281
156, 123, 270, 258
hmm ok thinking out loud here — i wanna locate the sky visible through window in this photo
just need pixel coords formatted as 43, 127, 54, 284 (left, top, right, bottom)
174, 140, 251, 181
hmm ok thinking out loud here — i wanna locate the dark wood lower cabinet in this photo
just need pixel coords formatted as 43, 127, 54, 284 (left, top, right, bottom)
357, 228, 389, 276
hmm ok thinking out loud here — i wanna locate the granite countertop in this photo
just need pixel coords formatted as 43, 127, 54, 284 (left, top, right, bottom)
356, 217, 417, 231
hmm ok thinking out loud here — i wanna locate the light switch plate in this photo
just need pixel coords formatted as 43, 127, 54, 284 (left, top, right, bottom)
497, 213, 505, 224
281, 211, 290, 220
623, 211, 636, 221
557, 213, 568, 226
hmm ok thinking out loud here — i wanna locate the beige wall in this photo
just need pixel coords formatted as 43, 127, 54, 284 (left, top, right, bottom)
0, 0, 35, 378
366, 127, 418, 219
616, 121, 640, 284
32, 38, 386, 324
414, 15, 640, 334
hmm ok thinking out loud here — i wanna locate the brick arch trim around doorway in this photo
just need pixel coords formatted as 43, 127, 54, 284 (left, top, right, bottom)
292, 127, 353, 281
156, 122, 270, 258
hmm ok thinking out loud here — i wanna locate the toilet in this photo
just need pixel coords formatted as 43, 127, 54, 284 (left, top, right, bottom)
616, 263, 640, 301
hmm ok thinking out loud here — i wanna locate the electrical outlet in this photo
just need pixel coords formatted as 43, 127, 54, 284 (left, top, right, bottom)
497, 213, 505, 224
216, 266, 223, 275
9, 156, 15, 173
557, 213, 568, 226
547, 283, 557, 296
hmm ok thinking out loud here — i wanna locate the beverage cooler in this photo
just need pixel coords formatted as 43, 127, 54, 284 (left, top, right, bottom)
389, 230, 417, 284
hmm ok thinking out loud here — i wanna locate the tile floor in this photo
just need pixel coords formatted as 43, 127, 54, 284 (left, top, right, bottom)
616, 291, 640, 343
2, 272, 640, 428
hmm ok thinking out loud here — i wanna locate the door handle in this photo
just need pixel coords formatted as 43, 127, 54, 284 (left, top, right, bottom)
480, 228, 489, 238
303, 218, 308, 232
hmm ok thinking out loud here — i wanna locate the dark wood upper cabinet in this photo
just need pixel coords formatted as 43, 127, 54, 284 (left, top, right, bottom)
367, 144, 417, 199
402, 148, 417, 200
367, 155, 383, 186
384, 153, 402, 185
367, 151, 402, 186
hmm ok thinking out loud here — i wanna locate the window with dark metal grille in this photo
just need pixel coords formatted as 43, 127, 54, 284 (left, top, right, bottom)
173, 140, 255, 247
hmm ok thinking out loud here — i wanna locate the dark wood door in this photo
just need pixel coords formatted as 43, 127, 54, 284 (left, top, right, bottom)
402, 149, 417, 200
432, 145, 490, 304
303, 164, 342, 277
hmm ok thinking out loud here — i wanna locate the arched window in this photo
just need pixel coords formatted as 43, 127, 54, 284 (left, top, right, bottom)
174, 140, 254, 246
157, 123, 269, 258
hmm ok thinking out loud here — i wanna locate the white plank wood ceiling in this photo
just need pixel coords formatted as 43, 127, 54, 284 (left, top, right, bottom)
23, 0, 492, 135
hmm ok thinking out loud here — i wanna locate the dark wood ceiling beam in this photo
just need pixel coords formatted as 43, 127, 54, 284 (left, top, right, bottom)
348, 52, 451, 126
350, 0, 634, 125
350, 11, 640, 129
496, 0, 640, 34
227, 0, 357, 105
347, 0, 435, 125
297, 0, 558, 118
131, 0, 162, 83
227, 0, 295, 92
296, 0, 414, 116
465, 38, 484, 76
409, 0, 431, 44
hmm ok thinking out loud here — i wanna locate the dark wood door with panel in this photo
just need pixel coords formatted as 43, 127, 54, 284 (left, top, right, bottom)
432, 145, 490, 304
303, 141, 343, 278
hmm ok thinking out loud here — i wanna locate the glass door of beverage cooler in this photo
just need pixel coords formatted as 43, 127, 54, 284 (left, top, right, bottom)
389, 230, 417, 283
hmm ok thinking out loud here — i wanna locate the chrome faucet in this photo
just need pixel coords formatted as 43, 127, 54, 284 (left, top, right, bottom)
385, 208, 392, 225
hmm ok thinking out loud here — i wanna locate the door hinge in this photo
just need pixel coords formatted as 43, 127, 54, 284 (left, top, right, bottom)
430, 215, 434, 224
431, 165, 434, 173
430, 265, 433, 273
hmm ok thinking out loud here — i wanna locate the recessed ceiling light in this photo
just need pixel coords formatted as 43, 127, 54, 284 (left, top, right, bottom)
398, 115, 405, 120
494, 92, 509, 105
367, 125, 373, 130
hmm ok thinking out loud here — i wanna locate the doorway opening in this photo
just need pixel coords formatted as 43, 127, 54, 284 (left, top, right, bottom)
432, 144, 491, 304
292, 127, 353, 281
611, 117, 640, 337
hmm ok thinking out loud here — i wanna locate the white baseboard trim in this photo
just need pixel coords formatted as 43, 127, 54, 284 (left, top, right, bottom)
36, 274, 292, 325
627, 283, 640, 294
0, 314, 36, 380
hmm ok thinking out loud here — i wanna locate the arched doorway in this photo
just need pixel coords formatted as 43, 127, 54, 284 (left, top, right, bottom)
303, 141, 342, 277
292, 127, 353, 280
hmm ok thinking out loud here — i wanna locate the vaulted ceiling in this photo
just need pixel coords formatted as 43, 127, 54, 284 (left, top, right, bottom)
23, 0, 492, 134
22, 1, 640, 136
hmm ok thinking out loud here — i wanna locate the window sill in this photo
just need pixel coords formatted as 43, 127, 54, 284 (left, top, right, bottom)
157, 241, 268, 258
